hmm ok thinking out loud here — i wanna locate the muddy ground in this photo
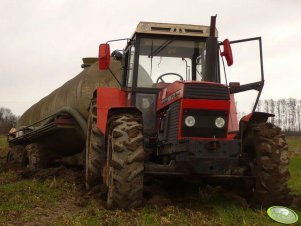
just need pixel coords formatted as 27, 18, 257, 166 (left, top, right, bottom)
0, 158, 246, 225
1, 145, 301, 225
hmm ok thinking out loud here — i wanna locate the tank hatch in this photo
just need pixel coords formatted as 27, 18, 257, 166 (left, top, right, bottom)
81, 57, 98, 68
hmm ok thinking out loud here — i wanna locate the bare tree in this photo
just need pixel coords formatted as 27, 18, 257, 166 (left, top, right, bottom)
288, 98, 296, 132
264, 99, 269, 113
270, 99, 275, 124
241, 98, 301, 134
297, 100, 301, 133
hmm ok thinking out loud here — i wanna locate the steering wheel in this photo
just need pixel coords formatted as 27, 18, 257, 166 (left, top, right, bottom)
156, 73, 184, 83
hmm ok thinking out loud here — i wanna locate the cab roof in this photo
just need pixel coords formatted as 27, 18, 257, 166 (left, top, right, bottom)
135, 21, 218, 38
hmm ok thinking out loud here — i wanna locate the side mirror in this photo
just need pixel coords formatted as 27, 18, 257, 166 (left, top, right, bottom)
98, 43, 110, 70
221, 39, 233, 66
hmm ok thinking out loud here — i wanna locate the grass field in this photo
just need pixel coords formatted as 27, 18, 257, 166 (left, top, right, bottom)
287, 136, 301, 156
0, 136, 8, 149
0, 136, 300, 225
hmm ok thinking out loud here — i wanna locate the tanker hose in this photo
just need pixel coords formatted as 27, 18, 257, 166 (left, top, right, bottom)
57, 107, 88, 136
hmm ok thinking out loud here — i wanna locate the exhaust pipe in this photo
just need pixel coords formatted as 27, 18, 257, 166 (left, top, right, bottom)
209, 15, 217, 37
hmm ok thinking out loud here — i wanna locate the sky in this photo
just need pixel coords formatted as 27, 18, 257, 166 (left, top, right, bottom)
0, 0, 300, 116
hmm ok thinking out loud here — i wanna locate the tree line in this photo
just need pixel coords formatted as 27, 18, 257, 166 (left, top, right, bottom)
1, 99, 300, 136
0, 107, 19, 135
255, 98, 301, 134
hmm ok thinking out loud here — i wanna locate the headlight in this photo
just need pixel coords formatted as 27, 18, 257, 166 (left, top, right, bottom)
215, 117, 225, 128
185, 116, 196, 127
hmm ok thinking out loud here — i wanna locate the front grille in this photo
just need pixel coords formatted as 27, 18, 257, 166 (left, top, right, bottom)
184, 83, 230, 100
182, 109, 228, 138
166, 101, 181, 142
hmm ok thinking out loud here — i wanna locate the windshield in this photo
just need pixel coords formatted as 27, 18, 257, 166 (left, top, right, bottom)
137, 38, 207, 87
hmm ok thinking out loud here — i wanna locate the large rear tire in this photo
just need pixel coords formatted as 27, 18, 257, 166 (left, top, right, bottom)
85, 99, 105, 189
25, 143, 51, 169
7, 145, 27, 166
244, 122, 291, 207
106, 114, 145, 210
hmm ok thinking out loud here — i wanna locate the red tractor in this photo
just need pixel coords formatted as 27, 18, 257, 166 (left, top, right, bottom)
8, 16, 290, 210
88, 16, 290, 209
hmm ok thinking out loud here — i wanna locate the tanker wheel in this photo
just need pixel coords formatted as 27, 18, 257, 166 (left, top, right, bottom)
85, 99, 105, 189
245, 122, 291, 207
7, 145, 28, 167
106, 114, 145, 210
25, 143, 50, 169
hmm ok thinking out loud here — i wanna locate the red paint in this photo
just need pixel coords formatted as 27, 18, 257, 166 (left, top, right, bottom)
228, 94, 239, 132
221, 39, 233, 66
241, 113, 253, 122
98, 44, 110, 70
157, 81, 184, 110
157, 81, 228, 110
181, 99, 230, 110
96, 87, 126, 133
154, 83, 170, 89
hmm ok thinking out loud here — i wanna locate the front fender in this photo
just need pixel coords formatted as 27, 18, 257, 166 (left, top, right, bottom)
95, 87, 141, 134
239, 112, 274, 134
240, 112, 274, 124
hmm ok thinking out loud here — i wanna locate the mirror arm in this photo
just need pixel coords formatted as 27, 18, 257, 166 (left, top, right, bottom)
107, 66, 122, 87
229, 81, 264, 94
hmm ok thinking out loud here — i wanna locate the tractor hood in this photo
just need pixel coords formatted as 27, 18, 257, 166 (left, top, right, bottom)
157, 81, 230, 110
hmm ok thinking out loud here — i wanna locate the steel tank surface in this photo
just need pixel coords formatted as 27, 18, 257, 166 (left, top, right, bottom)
17, 58, 122, 129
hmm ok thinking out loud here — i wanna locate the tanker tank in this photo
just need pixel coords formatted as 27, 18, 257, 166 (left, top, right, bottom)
11, 58, 123, 156
17, 58, 122, 129
12, 57, 153, 156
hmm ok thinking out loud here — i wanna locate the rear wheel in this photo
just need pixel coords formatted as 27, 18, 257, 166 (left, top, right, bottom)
7, 145, 27, 166
85, 99, 105, 189
25, 143, 51, 169
245, 122, 291, 207
106, 114, 145, 210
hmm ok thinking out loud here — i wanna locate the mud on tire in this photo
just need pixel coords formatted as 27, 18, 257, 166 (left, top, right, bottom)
85, 99, 104, 189
245, 122, 291, 207
106, 114, 145, 210
25, 143, 51, 169
7, 145, 27, 166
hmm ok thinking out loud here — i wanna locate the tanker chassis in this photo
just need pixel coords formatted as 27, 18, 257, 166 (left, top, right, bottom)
8, 16, 291, 210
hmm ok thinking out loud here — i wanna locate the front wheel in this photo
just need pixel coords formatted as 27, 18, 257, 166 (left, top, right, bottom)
244, 122, 291, 207
106, 114, 145, 210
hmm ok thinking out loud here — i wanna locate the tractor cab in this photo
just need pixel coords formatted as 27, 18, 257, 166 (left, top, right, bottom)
99, 19, 233, 136
98, 17, 264, 146
124, 21, 219, 88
